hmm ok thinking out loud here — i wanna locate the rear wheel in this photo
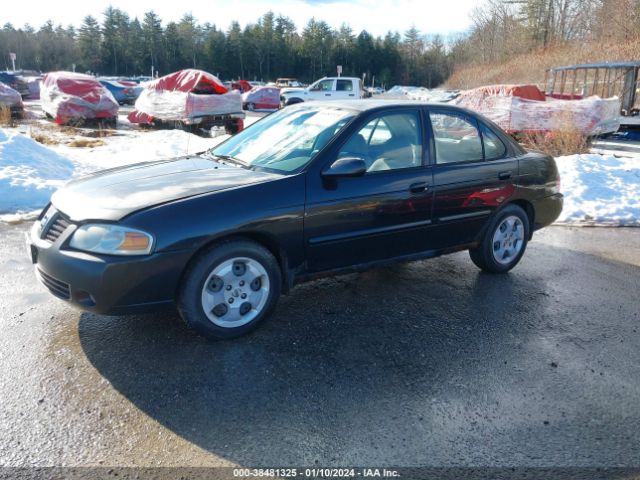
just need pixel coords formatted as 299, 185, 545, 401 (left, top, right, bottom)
224, 119, 241, 135
469, 204, 529, 273
178, 240, 281, 339
247, 102, 255, 111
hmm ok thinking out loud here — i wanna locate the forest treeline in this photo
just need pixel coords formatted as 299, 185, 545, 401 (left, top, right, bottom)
0, 8, 452, 87
1, 1, 639, 87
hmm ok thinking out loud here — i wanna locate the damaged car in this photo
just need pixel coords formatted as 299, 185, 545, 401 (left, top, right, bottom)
242, 86, 280, 111
127, 69, 245, 134
0, 81, 24, 118
40, 72, 119, 126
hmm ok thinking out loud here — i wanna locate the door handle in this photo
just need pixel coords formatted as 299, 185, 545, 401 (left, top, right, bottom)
409, 182, 428, 193
348, 93, 355, 96
498, 171, 512, 180
325, 93, 332, 96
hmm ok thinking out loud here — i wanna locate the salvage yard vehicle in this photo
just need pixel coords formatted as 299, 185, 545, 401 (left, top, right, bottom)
99, 79, 142, 105
0, 71, 29, 98
27, 100, 563, 340
454, 84, 621, 136
242, 86, 280, 111
40, 72, 119, 126
127, 69, 245, 134
0, 81, 24, 117
275, 78, 301, 88
280, 76, 368, 106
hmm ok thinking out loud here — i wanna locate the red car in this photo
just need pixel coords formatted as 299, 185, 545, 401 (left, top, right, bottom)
40, 72, 119, 125
242, 86, 280, 111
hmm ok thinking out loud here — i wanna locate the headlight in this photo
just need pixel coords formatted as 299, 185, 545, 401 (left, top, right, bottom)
69, 224, 154, 256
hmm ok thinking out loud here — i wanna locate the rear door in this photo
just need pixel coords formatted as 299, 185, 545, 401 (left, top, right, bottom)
334, 79, 357, 100
428, 108, 518, 249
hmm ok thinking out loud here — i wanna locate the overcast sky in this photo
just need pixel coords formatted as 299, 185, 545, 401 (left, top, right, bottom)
3, 0, 480, 37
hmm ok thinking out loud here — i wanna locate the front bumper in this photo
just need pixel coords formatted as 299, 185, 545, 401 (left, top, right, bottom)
27, 221, 192, 315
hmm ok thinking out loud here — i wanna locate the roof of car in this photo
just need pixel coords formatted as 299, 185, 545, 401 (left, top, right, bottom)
302, 99, 468, 113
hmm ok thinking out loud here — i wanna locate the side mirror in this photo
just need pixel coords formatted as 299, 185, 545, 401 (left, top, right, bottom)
322, 157, 367, 178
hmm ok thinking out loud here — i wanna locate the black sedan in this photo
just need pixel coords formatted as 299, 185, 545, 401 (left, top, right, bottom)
28, 101, 563, 339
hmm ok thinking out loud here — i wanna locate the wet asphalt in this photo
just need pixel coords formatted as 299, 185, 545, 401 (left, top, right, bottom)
0, 223, 639, 468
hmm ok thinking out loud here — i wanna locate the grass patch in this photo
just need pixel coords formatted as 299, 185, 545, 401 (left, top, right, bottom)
67, 138, 106, 148
57, 125, 118, 138
517, 128, 590, 157
29, 132, 60, 145
0, 105, 15, 127
447, 36, 640, 90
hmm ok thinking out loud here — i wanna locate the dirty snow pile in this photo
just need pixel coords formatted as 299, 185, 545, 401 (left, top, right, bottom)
383, 86, 459, 103
556, 153, 640, 225
0, 128, 74, 215
53, 129, 229, 177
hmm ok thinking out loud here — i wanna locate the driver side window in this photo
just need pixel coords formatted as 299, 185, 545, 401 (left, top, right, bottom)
338, 111, 423, 173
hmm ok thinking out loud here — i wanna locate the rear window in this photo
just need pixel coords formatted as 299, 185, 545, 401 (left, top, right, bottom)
430, 112, 483, 164
481, 125, 507, 159
336, 80, 353, 92
429, 111, 509, 164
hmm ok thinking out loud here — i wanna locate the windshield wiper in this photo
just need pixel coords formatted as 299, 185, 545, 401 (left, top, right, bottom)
207, 152, 248, 168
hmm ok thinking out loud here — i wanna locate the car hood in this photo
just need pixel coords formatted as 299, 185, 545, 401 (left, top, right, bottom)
52, 155, 282, 222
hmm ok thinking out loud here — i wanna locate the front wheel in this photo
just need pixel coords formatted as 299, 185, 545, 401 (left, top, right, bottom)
469, 204, 530, 273
178, 240, 282, 339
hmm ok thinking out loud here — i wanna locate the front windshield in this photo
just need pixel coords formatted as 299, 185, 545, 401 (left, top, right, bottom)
211, 105, 355, 173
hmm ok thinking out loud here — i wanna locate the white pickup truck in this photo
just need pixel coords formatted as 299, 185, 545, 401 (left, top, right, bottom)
279, 77, 368, 106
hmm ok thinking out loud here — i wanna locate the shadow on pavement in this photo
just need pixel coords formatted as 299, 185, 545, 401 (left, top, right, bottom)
77, 247, 563, 466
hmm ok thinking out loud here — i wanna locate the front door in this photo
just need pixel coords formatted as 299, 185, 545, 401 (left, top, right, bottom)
305, 109, 434, 272
307, 78, 336, 101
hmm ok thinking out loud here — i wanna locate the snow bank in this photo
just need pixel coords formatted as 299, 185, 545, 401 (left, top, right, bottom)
0, 128, 74, 214
0, 127, 232, 221
382, 86, 459, 102
556, 153, 640, 225
52, 129, 229, 177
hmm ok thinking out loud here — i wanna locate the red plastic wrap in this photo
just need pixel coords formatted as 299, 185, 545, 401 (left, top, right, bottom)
455, 84, 620, 136
232, 80, 253, 93
40, 72, 119, 124
144, 69, 228, 94
458, 84, 546, 102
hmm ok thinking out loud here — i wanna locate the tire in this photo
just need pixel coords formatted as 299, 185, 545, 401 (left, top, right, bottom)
469, 204, 530, 273
224, 119, 240, 135
247, 102, 255, 111
177, 239, 282, 339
